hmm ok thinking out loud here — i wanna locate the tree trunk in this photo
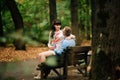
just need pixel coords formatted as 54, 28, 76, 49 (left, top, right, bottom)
91, 0, 120, 80
6, 0, 25, 50
49, 0, 57, 26
70, 0, 80, 45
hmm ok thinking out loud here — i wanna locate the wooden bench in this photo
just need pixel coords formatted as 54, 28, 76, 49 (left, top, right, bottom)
37, 46, 91, 79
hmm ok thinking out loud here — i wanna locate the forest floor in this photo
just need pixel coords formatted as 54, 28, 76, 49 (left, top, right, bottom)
0, 40, 91, 80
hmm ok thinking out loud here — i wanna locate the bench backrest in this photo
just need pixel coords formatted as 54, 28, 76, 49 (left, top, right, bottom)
68, 46, 91, 65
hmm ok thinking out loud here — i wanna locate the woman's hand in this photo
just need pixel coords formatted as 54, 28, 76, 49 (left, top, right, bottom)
49, 46, 55, 50
66, 34, 75, 40
48, 43, 55, 50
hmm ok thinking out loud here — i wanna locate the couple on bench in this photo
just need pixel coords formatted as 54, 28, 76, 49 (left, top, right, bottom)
34, 19, 76, 79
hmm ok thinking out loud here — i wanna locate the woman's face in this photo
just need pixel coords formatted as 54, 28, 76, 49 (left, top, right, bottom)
54, 24, 61, 31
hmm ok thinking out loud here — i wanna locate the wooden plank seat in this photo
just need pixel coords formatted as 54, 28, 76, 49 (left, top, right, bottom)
37, 46, 91, 79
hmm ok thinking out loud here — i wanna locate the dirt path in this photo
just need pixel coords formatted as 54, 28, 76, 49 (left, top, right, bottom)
0, 59, 89, 80
0, 59, 38, 80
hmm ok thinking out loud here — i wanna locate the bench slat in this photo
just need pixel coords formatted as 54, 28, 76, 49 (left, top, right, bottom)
70, 46, 91, 53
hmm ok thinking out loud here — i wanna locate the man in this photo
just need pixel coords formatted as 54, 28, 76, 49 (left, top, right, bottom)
54, 26, 75, 55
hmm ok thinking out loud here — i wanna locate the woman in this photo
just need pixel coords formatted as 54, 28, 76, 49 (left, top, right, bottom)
38, 19, 64, 63
34, 19, 64, 79
48, 19, 64, 51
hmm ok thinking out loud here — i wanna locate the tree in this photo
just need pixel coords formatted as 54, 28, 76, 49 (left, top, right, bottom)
70, 0, 80, 45
6, 0, 25, 50
49, 0, 57, 25
91, 0, 120, 80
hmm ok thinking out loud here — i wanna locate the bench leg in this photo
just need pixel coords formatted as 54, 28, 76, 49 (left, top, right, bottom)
63, 65, 67, 79
41, 68, 51, 79
77, 68, 84, 74
41, 69, 44, 79
53, 69, 61, 76
38, 64, 51, 79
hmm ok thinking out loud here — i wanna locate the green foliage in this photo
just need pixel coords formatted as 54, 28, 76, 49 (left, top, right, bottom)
78, 0, 92, 40
2, 9, 15, 34
0, 37, 6, 43
57, 0, 71, 26
18, 0, 50, 44
1, 0, 92, 45
45, 56, 57, 67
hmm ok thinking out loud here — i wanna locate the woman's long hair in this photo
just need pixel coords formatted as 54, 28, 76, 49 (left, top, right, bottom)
50, 19, 61, 38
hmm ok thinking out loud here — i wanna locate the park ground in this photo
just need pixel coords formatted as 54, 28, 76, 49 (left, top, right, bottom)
0, 40, 91, 80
